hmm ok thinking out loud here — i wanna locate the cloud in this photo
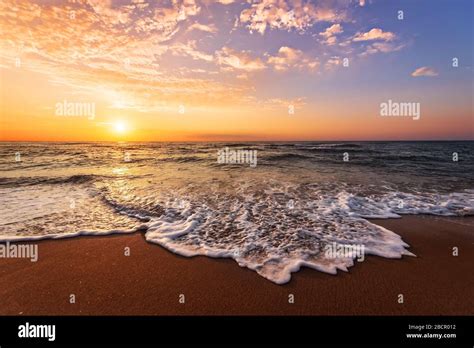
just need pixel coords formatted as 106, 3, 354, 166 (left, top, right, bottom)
324, 56, 342, 70
149, 0, 201, 35
260, 97, 307, 109
0, 0, 407, 114
320, 24, 343, 38
187, 22, 218, 33
411, 66, 439, 77
267, 46, 319, 72
0, 0, 250, 111
353, 28, 395, 41
360, 42, 405, 56
169, 41, 214, 62
239, 0, 346, 34
216, 47, 266, 71
87, 0, 133, 26
319, 23, 343, 45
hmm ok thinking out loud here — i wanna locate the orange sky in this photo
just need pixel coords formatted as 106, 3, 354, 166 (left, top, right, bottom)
1, 0, 472, 141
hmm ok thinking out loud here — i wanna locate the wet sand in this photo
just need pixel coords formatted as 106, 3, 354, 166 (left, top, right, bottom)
0, 215, 473, 315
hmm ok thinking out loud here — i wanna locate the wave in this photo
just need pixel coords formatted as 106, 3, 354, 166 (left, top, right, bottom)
156, 156, 205, 163
217, 143, 255, 148
144, 189, 472, 284
297, 147, 374, 154
0, 226, 144, 242
0, 175, 95, 186
98, 189, 164, 221
262, 153, 313, 161
295, 143, 363, 149
1, 182, 472, 284
0, 174, 145, 187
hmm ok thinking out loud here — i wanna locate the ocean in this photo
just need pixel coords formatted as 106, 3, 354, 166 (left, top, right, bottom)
1, 141, 473, 283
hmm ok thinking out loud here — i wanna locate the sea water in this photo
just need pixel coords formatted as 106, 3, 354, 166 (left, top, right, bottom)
0, 141, 472, 283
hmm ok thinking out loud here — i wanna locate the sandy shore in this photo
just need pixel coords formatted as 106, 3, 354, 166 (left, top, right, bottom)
0, 215, 473, 315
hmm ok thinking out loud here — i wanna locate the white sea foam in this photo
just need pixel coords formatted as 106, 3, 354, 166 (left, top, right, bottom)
142, 185, 473, 284
0, 184, 144, 240
0, 179, 472, 284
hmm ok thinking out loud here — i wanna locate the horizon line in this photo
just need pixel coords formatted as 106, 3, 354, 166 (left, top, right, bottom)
1, 139, 473, 143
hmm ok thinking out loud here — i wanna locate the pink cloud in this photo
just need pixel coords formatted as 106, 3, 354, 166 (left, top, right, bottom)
239, 0, 346, 35
411, 66, 439, 77
267, 46, 319, 72
216, 47, 266, 71
319, 23, 343, 45
353, 28, 395, 42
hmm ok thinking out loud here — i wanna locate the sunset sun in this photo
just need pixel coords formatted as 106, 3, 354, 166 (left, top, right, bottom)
113, 121, 127, 134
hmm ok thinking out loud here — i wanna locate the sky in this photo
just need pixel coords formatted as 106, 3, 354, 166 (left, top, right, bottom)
0, 0, 473, 141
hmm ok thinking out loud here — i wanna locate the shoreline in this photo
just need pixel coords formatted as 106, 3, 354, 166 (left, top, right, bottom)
0, 215, 473, 315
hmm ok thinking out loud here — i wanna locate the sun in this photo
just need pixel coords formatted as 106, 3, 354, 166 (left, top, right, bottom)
113, 121, 127, 133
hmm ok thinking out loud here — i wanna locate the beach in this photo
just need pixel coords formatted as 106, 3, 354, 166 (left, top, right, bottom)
0, 215, 472, 316
1, 2, 473, 345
